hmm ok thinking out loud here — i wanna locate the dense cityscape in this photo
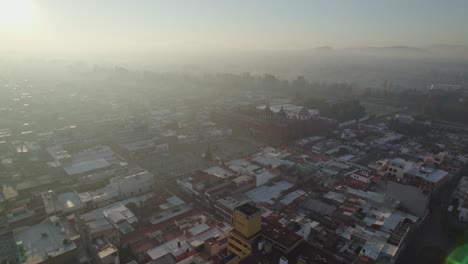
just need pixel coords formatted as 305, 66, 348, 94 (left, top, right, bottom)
0, 60, 467, 264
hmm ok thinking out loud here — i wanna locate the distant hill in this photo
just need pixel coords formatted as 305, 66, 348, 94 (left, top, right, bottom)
345, 46, 429, 57
343, 45, 468, 59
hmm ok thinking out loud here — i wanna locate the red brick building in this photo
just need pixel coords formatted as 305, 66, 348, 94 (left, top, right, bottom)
211, 105, 336, 145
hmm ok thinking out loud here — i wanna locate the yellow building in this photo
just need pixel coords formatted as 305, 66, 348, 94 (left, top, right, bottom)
226, 203, 262, 263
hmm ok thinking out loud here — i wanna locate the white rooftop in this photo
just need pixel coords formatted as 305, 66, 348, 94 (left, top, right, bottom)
246, 181, 293, 204
110, 170, 154, 185
97, 245, 118, 259
360, 232, 390, 260
80, 202, 137, 234
188, 223, 210, 236
43, 192, 83, 215
227, 159, 260, 175
187, 227, 227, 248
217, 194, 251, 211
63, 146, 117, 176
203, 166, 234, 179
381, 243, 399, 258
64, 159, 110, 176
254, 169, 275, 187
77, 185, 119, 204
150, 204, 193, 225
119, 138, 155, 152
256, 104, 318, 117
324, 191, 347, 204
252, 155, 294, 169
147, 239, 192, 261
381, 211, 418, 232
14, 219, 77, 264
405, 167, 449, 183
280, 190, 306, 205
344, 187, 386, 204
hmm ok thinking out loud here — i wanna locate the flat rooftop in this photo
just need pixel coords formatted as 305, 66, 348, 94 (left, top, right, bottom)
64, 158, 110, 176
14, 219, 77, 264
110, 170, 154, 184
63, 146, 118, 176
43, 192, 83, 215
119, 138, 154, 152
80, 201, 137, 234
280, 190, 306, 205
405, 167, 449, 183
77, 185, 119, 204
146, 239, 192, 261
203, 166, 235, 179
227, 159, 260, 174
261, 217, 304, 250
235, 203, 260, 216
246, 181, 293, 204
217, 194, 251, 211
150, 203, 193, 225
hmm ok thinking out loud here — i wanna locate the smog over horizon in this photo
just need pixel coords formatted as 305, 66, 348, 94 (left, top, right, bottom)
2, 1, 468, 60
1, 1, 468, 264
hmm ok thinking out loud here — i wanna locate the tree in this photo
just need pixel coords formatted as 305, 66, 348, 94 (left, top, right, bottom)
307, 98, 365, 122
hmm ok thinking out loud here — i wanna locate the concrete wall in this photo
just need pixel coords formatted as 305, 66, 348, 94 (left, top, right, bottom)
111, 173, 154, 198
385, 181, 430, 217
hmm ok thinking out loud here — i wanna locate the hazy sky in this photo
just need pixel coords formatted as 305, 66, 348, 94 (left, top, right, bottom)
1, 0, 468, 56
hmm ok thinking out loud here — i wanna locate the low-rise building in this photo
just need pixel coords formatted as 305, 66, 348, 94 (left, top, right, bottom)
78, 185, 120, 209
110, 170, 155, 199
403, 166, 450, 192
344, 170, 375, 191
92, 238, 119, 264
14, 217, 79, 264
42, 191, 83, 216
215, 194, 252, 222
79, 201, 138, 247
62, 146, 123, 177
387, 158, 414, 180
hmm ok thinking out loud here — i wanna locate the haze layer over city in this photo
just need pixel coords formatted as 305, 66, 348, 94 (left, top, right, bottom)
1, 1, 468, 264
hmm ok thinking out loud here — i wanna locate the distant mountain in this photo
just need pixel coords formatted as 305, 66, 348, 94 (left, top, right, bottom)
344, 46, 429, 57
314, 46, 334, 51
341, 45, 468, 59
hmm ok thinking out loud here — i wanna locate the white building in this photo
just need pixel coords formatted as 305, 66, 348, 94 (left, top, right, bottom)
78, 185, 120, 209
348, 170, 374, 184
226, 159, 260, 176
256, 104, 319, 119
253, 168, 276, 187
42, 191, 83, 216
387, 158, 413, 180
146, 239, 192, 262
110, 170, 155, 199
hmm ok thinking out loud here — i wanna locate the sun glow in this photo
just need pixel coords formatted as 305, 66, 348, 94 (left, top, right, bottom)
0, 0, 36, 29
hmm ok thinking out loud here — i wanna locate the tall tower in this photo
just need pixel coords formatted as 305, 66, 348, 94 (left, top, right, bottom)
226, 203, 262, 263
